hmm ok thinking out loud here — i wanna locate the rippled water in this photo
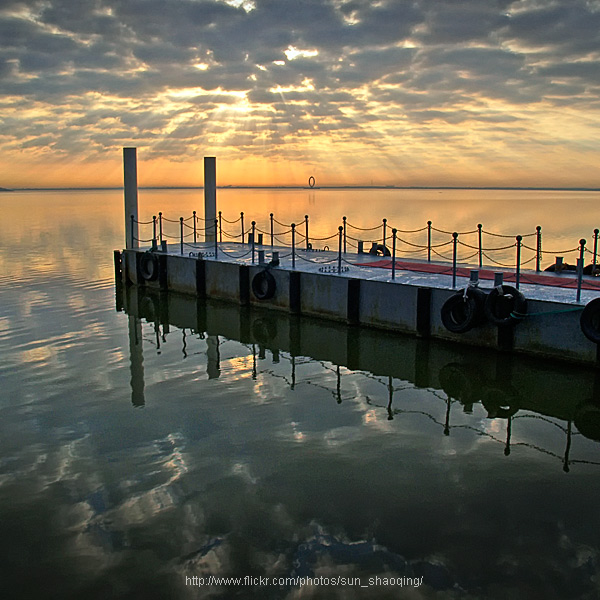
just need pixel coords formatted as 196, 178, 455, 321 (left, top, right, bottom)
1, 189, 600, 599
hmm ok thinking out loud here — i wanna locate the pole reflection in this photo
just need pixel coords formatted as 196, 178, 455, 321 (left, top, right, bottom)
128, 315, 145, 408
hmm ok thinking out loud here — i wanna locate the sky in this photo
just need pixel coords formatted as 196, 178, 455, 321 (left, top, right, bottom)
0, 0, 599, 188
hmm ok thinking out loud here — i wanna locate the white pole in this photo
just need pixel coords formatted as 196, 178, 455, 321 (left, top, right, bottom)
123, 147, 139, 249
204, 157, 216, 242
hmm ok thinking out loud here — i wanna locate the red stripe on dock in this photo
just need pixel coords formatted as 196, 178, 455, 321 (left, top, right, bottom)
355, 259, 600, 291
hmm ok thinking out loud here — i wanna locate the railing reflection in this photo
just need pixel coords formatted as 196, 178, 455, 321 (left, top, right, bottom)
117, 284, 600, 470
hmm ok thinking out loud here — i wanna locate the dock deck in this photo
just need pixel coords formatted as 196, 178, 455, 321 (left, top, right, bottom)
163, 240, 600, 304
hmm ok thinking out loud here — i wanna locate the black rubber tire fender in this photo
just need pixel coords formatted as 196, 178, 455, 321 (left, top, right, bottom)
574, 401, 600, 441
439, 362, 479, 405
139, 294, 159, 323
251, 269, 276, 300
481, 387, 520, 419
440, 288, 486, 333
484, 285, 526, 326
139, 251, 159, 282
580, 298, 600, 343
252, 318, 278, 345
369, 244, 391, 257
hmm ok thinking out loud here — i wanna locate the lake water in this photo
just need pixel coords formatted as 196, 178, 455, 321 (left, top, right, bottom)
1, 188, 600, 599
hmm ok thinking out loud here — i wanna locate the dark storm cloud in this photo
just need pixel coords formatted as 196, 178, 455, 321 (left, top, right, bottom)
306, 0, 421, 49
1, 0, 597, 98
0, 0, 599, 160
0, 14, 78, 56
503, 1, 600, 55
419, 47, 525, 78
416, 0, 513, 44
0, 58, 15, 79
39, 0, 127, 39
537, 61, 600, 85
333, 47, 417, 85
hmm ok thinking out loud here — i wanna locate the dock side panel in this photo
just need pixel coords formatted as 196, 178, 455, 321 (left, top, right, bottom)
166, 254, 197, 295
359, 280, 419, 332
205, 260, 241, 301
248, 266, 291, 311
299, 272, 348, 321
512, 299, 595, 363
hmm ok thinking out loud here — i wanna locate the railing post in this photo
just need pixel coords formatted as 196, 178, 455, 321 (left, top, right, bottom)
593, 228, 599, 268
382, 218, 387, 248
153, 215, 157, 245
452, 232, 458, 288
579, 238, 586, 269
536, 226, 542, 272
251, 221, 256, 264
240, 212, 245, 244
193, 210, 197, 244
270, 213, 274, 248
218, 211, 222, 243
130, 214, 135, 248
291, 223, 296, 269
577, 238, 586, 303
305, 215, 309, 250
338, 226, 343, 273
159, 212, 163, 243
477, 223, 482, 268
214, 219, 218, 258
427, 221, 432, 262
343, 216, 347, 254
392, 228, 397, 280
515, 235, 522, 290
180, 217, 184, 255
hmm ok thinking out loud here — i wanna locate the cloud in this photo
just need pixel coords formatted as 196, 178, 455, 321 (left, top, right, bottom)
0, 0, 599, 185
416, 0, 513, 44
503, 1, 600, 55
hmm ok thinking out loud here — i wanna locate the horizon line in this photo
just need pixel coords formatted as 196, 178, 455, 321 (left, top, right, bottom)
2, 185, 599, 192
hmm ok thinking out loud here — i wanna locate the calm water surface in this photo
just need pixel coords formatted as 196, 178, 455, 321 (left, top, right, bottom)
1, 189, 600, 599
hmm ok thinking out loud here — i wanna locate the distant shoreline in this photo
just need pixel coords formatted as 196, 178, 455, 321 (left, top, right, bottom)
3, 185, 599, 192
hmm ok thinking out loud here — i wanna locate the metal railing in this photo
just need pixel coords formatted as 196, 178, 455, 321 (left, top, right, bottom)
130, 211, 600, 300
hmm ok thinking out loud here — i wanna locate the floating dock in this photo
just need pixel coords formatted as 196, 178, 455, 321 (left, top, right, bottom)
115, 241, 600, 366
115, 148, 600, 366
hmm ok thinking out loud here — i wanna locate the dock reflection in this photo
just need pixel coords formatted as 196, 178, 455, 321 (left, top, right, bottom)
117, 284, 600, 471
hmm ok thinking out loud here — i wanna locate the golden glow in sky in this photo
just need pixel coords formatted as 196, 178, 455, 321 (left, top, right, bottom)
0, 0, 599, 188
